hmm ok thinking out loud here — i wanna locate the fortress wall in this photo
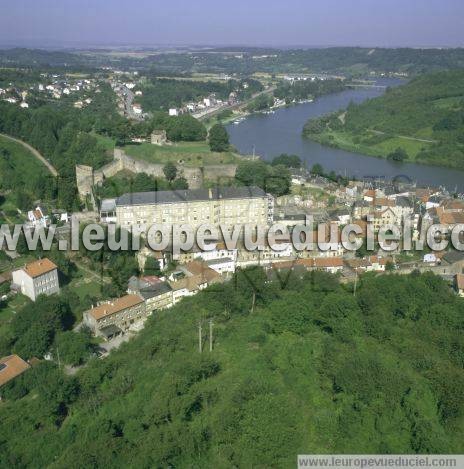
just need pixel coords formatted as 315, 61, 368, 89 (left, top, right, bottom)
76, 149, 238, 196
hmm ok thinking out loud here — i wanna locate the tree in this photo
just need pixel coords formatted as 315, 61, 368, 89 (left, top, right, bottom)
144, 257, 162, 276
208, 123, 229, 152
271, 154, 301, 168
163, 162, 177, 183
387, 147, 408, 162
311, 163, 324, 176
54, 331, 94, 366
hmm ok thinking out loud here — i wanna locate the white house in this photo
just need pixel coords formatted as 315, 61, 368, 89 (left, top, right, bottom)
206, 257, 236, 274
27, 206, 50, 228
12, 259, 60, 301
169, 108, 179, 116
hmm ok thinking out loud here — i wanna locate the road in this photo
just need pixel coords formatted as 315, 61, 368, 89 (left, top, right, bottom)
368, 129, 437, 144
197, 85, 277, 121
0, 133, 58, 177
122, 87, 144, 121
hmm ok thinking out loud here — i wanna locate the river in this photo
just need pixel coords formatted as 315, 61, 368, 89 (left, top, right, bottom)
226, 78, 464, 192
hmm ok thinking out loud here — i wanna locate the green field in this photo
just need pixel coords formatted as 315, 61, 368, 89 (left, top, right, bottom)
310, 129, 432, 162
123, 141, 241, 166
0, 135, 52, 221
0, 135, 51, 182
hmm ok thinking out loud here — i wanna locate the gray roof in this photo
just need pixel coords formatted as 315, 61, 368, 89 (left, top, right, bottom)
396, 196, 413, 208
206, 257, 234, 266
116, 186, 267, 207
442, 251, 464, 265
100, 198, 117, 212
138, 282, 172, 300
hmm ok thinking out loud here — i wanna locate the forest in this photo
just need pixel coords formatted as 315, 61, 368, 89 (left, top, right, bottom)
0, 270, 463, 467
303, 70, 464, 169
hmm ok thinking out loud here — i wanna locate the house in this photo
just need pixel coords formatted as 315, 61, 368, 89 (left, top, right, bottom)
372, 207, 399, 231
438, 251, 464, 276
99, 199, 117, 223
179, 260, 222, 285
132, 104, 142, 115
137, 247, 168, 272
27, 206, 50, 228
169, 108, 179, 116
0, 355, 30, 390
313, 257, 344, 274
127, 276, 173, 312
12, 258, 60, 301
206, 257, 235, 274
150, 130, 167, 145
455, 274, 464, 297
83, 294, 146, 339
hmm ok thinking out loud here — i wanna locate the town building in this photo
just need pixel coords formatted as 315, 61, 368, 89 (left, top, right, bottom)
0, 355, 30, 391
127, 276, 173, 312
12, 259, 60, 301
83, 294, 146, 339
99, 199, 117, 223
115, 186, 274, 234
27, 206, 50, 228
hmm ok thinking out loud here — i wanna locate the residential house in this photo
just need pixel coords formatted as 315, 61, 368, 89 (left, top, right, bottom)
12, 258, 60, 301
127, 276, 173, 312
83, 294, 146, 339
0, 355, 30, 391
27, 206, 50, 228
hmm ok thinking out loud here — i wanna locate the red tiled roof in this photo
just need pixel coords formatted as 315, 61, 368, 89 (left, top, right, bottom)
23, 258, 57, 278
0, 355, 30, 387
88, 294, 144, 321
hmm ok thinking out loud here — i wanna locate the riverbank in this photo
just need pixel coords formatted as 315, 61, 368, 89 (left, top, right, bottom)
226, 78, 464, 191
302, 70, 464, 171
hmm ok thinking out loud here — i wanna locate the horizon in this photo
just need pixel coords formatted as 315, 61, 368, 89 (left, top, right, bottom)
1, 0, 463, 49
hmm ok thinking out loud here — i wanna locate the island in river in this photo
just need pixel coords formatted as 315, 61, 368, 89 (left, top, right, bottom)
302, 70, 464, 171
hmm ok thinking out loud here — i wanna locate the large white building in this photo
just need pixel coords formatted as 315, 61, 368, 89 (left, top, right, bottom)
115, 186, 274, 233
12, 259, 60, 301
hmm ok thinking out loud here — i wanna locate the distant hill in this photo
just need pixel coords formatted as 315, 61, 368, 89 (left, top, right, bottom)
303, 70, 464, 169
3, 47, 464, 75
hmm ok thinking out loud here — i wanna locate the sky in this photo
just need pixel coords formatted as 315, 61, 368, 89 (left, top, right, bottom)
0, 0, 463, 48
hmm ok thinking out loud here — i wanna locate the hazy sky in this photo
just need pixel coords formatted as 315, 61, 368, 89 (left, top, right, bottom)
1, 0, 463, 48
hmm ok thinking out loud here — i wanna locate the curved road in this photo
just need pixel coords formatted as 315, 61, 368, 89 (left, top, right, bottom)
0, 133, 58, 176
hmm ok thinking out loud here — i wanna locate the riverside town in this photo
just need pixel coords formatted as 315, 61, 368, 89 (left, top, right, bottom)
1, 1, 464, 467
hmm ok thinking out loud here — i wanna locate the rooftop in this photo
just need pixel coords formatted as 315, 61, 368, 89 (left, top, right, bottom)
22, 258, 57, 278
0, 355, 30, 388
116, 186, 267, 207
88, 294, 144, 321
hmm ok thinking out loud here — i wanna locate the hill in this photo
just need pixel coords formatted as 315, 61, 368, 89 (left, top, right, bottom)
0, 270, 463, 467
303, 70, 464, 169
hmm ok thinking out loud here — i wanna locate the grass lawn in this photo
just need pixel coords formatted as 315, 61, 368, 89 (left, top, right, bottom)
0, 135, 50, 182
92, 133, 116, 152
123, 141, 241, 166
312, 130, 432, 161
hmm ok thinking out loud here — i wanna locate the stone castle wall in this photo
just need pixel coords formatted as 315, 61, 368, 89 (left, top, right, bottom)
76, 149, 238, 200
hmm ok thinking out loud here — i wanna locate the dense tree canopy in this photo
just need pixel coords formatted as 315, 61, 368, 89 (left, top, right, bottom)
208, 123, 229, 152
0, 271, 463, 466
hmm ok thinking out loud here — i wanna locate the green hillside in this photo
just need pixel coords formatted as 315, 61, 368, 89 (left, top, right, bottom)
1, 270, 463, 467
303, 70, 464, 169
